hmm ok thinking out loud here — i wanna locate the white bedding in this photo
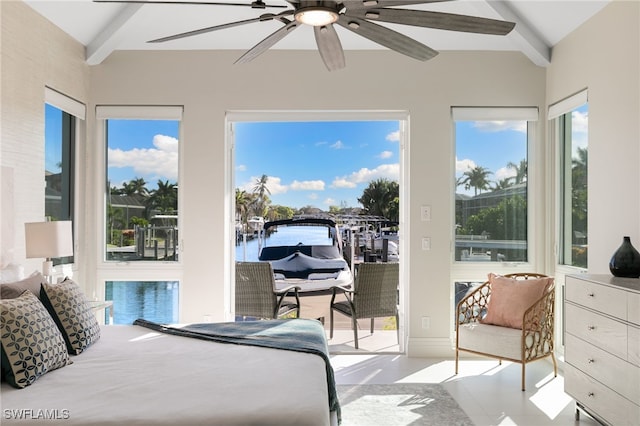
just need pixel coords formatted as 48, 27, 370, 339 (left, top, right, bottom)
1, 324, 333, 425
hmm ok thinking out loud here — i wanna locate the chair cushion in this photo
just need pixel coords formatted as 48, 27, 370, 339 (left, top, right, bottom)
481, 273, 553, 329
458, 323, 523, 360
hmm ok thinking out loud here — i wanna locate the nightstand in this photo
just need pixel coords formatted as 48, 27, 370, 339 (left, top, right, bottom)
87, 300, 114, 325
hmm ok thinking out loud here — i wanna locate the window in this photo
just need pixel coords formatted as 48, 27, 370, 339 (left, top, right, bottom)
44, 88, 85, 266
98, 107, 181, 262
550, 91, 588, 268
96, 106, 183, 325
453, 107, 538, 263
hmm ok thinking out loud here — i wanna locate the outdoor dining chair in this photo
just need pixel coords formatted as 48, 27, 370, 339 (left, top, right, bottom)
329, 262, 399, 349
235, 261, 300, 319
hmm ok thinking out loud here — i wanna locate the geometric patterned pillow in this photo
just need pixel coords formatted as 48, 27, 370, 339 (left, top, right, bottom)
40, 278, 101, 355
0, 291, 70, 388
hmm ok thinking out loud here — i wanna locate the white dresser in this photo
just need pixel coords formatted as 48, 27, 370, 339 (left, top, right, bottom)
565, 274, 640, 425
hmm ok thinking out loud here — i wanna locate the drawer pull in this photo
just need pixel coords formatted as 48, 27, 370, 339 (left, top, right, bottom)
587, 292, 595, 297
587, 358, 595, 364
587, 325, 596, 331
587, 392, 595, 398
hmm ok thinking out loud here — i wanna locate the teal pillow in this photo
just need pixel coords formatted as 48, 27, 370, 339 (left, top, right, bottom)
0, 291, 70, 388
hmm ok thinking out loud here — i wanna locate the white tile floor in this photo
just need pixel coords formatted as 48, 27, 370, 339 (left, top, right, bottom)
330, 354, 602, 426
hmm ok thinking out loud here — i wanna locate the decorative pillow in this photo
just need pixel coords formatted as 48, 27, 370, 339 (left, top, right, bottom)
0, 291, 70, 388
0, 271, 46, 300
481, 273, 554, 329
40, 278, 101, 355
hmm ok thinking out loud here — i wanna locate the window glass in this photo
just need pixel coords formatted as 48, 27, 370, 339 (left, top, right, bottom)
105, 119, 179, 261
559, 104, 588, 267
105, 281, 179, 324
45, 103, 75, 265
455, 120, 529, 262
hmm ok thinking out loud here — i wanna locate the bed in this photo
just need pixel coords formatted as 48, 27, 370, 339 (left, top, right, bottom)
0, 273, 339, 425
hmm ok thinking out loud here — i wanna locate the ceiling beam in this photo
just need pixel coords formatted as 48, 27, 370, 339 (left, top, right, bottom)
86, 3, 144, 65
484, 0, 551, 67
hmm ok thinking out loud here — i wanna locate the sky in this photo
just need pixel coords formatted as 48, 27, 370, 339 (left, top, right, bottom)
234, 121, 400, 209
75, 104, 587, 209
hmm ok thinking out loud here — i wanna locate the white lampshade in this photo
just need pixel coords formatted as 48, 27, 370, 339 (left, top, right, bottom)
25, 221, 74, 259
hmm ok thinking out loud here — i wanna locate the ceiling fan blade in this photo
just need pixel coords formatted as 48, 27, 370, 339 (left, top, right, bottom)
337, 15, 437, 61
349, 8, 515, 35
93, 0, 287, 8
235, 19, 300, 64
148, 10, 293, 43
314, 24, 345, 71
341, 0, 451, 9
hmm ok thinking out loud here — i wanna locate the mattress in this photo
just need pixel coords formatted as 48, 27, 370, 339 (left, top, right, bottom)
1, 324, 334, 425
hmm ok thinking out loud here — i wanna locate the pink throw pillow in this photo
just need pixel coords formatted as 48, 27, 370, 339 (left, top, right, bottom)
481, 273, 553, 329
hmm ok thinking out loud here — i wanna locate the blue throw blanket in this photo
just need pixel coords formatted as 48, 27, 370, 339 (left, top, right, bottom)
133, 318, 340, 423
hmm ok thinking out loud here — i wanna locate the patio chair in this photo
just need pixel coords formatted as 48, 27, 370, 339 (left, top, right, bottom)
329, 262, 399, 349
455, 272, 557, 391
235, 262, 300, 319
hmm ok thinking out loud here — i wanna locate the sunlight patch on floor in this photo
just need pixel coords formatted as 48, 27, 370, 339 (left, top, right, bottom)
529, 374, 573, 419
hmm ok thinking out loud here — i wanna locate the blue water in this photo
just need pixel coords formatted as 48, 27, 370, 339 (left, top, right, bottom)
105, 281, 180, 325
104, 227, 333, 324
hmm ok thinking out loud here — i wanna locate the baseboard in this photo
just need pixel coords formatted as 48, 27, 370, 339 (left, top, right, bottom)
406, 337, 455, 357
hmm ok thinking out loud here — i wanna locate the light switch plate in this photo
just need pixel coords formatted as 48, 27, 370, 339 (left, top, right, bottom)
422, 237, 431, 251
421, 205, 431, 221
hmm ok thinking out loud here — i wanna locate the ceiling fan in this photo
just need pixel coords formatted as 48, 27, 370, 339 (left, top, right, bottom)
95, 0, 516, 71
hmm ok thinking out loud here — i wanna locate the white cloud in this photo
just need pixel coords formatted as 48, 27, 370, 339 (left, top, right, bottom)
331, 163, 399, 188
495, 166, 516, 181
290, 180, 325, 191
239, 176, 325, 195
473, 121, 527, 133
236, 164, 247, 172
330, 140, 347, 149
379, 150, 393, 159
386, 131, 400, 142
324, 197, 336, 206
108, 134, 179, 181
456, 157, 476, 175
308, 193, 319, 200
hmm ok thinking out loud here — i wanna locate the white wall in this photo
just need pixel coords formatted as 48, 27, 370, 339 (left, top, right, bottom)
87, 48, 545, 355
0, 1, 89, 287
546, 0, 640, 274
3, 0, 638, 356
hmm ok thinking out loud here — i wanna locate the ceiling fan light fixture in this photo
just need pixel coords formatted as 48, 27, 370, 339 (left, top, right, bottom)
295, 7, 339, 26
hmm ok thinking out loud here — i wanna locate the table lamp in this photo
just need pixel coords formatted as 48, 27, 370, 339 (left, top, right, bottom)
25, 220, 73, 282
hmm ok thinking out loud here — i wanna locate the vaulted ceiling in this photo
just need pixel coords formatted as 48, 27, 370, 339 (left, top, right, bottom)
25, 0, 609, 67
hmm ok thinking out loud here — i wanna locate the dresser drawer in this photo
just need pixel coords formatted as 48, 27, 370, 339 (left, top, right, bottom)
565, 364, 633, 426
566, 276, 626, 319
629, 325, 640, 368
629, 292, 640, 326
565, 334, 640, 402
565, 303, 627, 359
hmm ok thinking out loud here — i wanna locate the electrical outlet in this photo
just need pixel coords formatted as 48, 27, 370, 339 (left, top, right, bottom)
421, 205, 431, 221
421, 317, 430, 329
421, 237, 431, 251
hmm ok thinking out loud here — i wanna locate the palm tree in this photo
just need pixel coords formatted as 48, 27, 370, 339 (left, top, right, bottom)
235, 188, 251, 225
492, 178, 513, 191
252, 174, 271, 218
457, 166, 492, 196
507, 159, 527, 184
358, 178, 399, 221
147, 180, 177, 215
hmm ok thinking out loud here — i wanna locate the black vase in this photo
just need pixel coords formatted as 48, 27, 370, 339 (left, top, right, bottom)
609, 236, 640, 278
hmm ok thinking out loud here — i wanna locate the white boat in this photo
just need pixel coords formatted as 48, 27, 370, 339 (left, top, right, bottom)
247, 216, 264, 232
259, 218, 353, 293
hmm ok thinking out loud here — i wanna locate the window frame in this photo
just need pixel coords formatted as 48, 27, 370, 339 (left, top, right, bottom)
94, 105, 184, 314
44, 87, 86, 269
